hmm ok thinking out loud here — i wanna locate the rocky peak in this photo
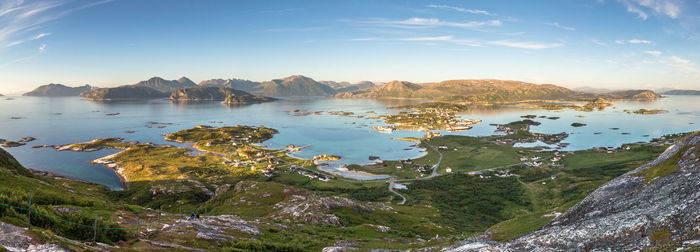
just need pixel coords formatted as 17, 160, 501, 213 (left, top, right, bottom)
447, 132, 700, 251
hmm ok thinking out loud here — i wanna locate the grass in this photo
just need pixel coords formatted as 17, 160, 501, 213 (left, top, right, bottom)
634, 144, 692, 183
487, 211, 555, 241
68, 138, 131, 150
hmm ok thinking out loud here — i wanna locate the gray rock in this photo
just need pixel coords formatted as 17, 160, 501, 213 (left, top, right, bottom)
446, 132, 700, 252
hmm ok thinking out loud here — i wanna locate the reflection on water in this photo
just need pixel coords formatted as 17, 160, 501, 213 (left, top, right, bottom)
0, 95, 698, 189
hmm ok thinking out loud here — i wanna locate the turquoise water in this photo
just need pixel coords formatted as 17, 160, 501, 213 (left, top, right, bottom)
0, 95, 698, 190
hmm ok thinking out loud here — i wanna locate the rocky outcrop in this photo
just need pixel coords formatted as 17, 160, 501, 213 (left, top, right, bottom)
0, 222, 68, 251
446, 132, 700, 251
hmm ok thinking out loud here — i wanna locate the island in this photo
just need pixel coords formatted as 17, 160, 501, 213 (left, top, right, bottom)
80, 86, 169, 101
23, 84, 91, 96
625, 109, 668, 114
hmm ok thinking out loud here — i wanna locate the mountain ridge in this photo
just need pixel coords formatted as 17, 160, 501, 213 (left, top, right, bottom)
23, 84, 92, 97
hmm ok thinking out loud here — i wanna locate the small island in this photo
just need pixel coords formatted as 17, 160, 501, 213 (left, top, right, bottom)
571, 123, 587, 127
313, 154, 341, 161
625, 109, 668, 114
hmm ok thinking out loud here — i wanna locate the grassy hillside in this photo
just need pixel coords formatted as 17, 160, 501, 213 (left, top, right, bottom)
336, 79, 661, 104
256, 75, 336, 96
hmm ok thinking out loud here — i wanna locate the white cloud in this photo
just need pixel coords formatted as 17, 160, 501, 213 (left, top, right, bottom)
38, 43, 46, 52
400, 35, 453, 41
617, 0, 681, 20
644, 50, 662, 56
0, 1, 110, 47
615, 40, 626, 44
362, 17, 502, 29
487, 40, 564, 50
547, 22, 575, 31
628, 38, 651, 44
662, 55, 700, 74
427, 4, 491, 15
591, 39, 607, 46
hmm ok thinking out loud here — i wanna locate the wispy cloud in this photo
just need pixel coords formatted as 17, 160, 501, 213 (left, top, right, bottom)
547, 22, 575, 31
349, 36, 562, 50
591, 39, 607, 46
0, 0, 111, 48
628, 38, 651, 44
617, 0, 681, 20
487, 40, 564, 50
661, 55, 700, 74
38, 43, 47, 52
426, 4, 492, 16
359, 17, 502, 29
400, 35, 453, 41
615, 38, 652, 44
644, 50, 662, 56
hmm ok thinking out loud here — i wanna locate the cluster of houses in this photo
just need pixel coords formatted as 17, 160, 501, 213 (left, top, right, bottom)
493, 132, 569, 147
289, 165, 331, 181
384, 109, 481, 132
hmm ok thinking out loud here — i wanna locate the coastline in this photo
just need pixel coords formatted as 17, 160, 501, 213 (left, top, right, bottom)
91, 150, 129, 190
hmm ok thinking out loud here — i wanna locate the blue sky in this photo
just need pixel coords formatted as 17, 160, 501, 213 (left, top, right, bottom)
0, 0, 699, 93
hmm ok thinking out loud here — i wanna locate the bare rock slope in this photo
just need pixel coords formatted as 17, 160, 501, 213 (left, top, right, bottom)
447, 132, 700, 251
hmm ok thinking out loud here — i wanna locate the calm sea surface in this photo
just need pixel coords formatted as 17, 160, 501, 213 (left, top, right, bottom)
0, 95, 698, 190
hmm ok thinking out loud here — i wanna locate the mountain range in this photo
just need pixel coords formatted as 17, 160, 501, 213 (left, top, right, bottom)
662, 89, 700, 95
23, 84, 92, 97
336, 79, 661, 104
16, 75, 661, 104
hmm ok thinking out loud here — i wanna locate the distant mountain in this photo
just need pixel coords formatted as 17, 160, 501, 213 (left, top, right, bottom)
256, 75, 336, 96
198, 78, 261, 93
319, 81, 352, 88
336, 79, 661, 104
602, 90, 661, 100
170, 86, 276, 104
80, 86, 168, 101
132, 77, 197, 93
662, 89, 700, 95
23, 84, 91, 97
572, 86, 614, 94
334, 81, 376, 93
335, 80, 421, 99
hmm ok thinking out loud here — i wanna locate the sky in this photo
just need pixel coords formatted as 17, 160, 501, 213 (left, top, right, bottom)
0, 0, 699, 94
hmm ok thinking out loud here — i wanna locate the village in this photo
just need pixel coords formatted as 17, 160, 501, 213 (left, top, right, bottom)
379, 108, 482, 132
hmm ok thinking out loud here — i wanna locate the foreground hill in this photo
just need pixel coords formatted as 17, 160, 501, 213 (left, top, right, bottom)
198, 78, 261, 93
132, 77, 197, 93
80, 86, 168, 100
336, 79, 660, 104
23, 84, 91, 97
256, 75, 336, 96
663, 89, 700, 95
170, 86, 276, 104
447, 132, 700, 251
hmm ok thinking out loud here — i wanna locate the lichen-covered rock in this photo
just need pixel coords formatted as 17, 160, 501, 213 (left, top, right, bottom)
447, 132, 700, 252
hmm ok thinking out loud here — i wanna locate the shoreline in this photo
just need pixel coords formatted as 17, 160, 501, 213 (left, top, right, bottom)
91, 150, 129, 190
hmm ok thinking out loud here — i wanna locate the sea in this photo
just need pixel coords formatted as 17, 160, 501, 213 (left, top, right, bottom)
0, 95, 698, 190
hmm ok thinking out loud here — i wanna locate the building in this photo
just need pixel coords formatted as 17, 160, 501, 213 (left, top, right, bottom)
445, 167, 452, 173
